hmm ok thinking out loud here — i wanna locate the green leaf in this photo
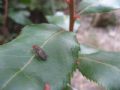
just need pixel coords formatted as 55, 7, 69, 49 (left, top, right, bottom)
80, 44, 99, 54
0, 24, 80, 90
20, 0, 31, 4
77, 0, 120, 14
9, 10, 32, 25
78, 45, 120, 90
0, 0, 2, 14
47, 12, 80, 32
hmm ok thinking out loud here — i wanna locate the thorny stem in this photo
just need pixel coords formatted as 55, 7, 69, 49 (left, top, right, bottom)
67, 0, 97, 32
68, 0, 75, 32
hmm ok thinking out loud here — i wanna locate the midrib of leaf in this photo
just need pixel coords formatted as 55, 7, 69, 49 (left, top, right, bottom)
1, 30, 65, 89
78, 2, 98, 15
79, 56, 120, 73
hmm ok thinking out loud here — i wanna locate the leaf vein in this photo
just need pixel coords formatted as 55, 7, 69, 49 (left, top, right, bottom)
1, 30, 65, 89
79, 57, 120, 72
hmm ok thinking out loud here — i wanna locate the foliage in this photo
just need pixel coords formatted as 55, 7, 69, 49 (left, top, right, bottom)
76, 0, 120, 14
0, 24, 79, 90
9, 10, 32, 25
19, 0, 67, 14
0, 0, 120, 90
46, 12, 80, 32
78, 45, 120, 90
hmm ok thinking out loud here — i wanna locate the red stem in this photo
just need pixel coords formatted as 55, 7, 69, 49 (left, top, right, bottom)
68, 0, 75, 32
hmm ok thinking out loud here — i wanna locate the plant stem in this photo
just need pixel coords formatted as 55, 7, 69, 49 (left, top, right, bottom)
69, 0, 75, 32
3, 0, 8, 26
2, 0, 9, 37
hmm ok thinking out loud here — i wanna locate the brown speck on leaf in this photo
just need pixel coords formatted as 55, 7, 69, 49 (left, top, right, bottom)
32, 45, 48, 61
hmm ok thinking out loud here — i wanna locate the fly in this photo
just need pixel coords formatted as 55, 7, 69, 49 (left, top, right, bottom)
32, 45, 48, 61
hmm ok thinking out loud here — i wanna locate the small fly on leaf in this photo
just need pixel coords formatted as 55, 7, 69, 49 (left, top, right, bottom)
32, 45, 47, 61
44, 83, 51, 90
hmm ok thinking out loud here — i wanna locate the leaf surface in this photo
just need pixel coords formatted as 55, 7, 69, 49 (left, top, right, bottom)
0, 24, 80, 90
78, 46, 120, 90
47, 12, 80, 32
77, 0, 120, 14
9, 10, 32, 25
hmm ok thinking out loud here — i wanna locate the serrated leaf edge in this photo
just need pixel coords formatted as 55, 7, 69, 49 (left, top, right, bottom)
78, 56, 120, 90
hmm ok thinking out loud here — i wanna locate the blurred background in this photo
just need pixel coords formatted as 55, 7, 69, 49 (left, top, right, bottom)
1, 0, 120, 90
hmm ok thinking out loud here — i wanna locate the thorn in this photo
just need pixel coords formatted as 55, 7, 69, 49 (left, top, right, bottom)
65, 0, 71, 4
44, 83, 51, 90
74, 13, 80, 20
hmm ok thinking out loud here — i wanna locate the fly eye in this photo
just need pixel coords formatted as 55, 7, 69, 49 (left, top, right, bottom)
32, 45, 37, 49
